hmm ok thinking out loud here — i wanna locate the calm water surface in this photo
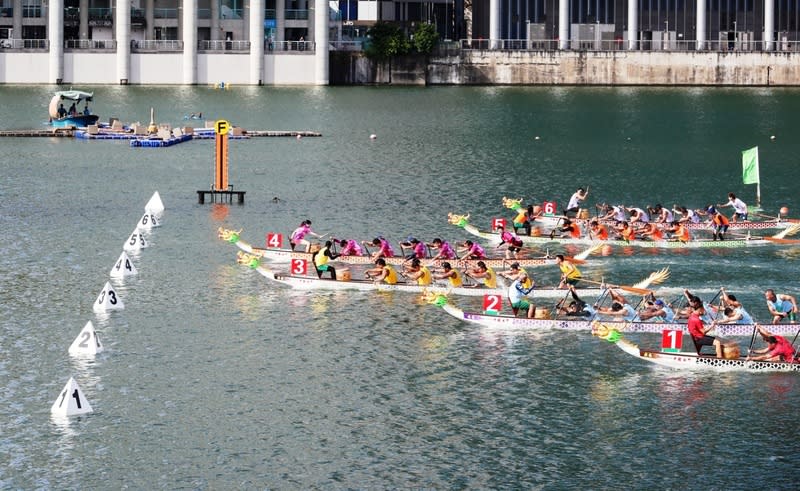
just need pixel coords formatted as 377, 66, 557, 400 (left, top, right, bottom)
1, 85, 799, 489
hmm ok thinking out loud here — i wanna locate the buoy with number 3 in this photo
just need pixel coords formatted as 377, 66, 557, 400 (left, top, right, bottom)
93, 281, 124, 313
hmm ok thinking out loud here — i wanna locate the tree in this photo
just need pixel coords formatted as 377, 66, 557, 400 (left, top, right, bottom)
412, 23, 439, 54
364, 22, 410, 61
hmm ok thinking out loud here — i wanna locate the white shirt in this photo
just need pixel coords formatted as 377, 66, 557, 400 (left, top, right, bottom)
567, 192, 583, 210
728, 197, 748, 215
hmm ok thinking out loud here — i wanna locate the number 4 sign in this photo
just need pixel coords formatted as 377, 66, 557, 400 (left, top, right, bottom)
266, 233, 283, 249
661, 329, 683, 353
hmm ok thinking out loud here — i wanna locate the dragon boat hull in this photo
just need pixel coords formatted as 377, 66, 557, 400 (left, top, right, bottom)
612, 338, 800, 372
460, 223, 798, 249
248, 263, 607, 298
440, 304, 800, 336
234, 239, 558, 268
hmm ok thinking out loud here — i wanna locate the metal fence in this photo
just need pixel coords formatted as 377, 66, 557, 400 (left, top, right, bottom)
130, 40, 184, 52
0, 38, 48, 49
265, 40, 314, 52
199, 40, 250, 51
446, 38, 800, 53
65, 39, 117, 50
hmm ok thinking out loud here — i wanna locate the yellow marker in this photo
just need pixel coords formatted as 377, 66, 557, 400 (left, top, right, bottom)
215, 119, 230, 135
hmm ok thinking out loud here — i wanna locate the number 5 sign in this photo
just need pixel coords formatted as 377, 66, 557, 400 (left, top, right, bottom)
492, 218, 507, 230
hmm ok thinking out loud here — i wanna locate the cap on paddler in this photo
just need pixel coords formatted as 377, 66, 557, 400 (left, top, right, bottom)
655, 299, 664, 306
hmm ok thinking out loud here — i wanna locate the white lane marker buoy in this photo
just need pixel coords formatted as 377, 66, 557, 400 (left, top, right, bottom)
50, 377, 93, 416
137, 212, 160, 230
770, 135, 776, 141
296, 134, 302, 140
123, 229, 148, 252
144, 191, 165, 215
68, 321, 104, 356
370, 134, 377, 140
93, 281, 124, 313
110, 251, 137, 278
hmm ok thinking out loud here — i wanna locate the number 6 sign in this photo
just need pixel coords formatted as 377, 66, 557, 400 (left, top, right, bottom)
542, 201, 557, 216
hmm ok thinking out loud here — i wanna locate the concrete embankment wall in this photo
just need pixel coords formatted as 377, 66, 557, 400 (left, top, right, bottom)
331, 51, 800, 86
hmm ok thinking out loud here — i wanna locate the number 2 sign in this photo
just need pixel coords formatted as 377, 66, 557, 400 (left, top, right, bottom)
483, 294, 502, 314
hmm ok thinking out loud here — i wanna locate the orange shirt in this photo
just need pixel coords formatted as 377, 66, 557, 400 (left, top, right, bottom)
592, 225, 609, 240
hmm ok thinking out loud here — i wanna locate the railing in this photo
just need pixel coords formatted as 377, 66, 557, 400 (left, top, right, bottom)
198, 40, 250, 51
330, 40, 364, 51
130, 39, 183, 52
0, 7, 13, 17
154, 8, 178, 19
265, 40, 314, 52
0, 38, 48, 49
452, 38, 800, 53
65, 39, 117, 50
285, 9, 308, 20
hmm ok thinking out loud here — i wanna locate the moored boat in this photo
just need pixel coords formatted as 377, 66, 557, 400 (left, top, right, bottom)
48, 90, 100, 129
592, 322, 800, 372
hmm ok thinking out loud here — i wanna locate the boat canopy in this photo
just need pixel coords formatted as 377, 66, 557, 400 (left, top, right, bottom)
49, 90, 94, 119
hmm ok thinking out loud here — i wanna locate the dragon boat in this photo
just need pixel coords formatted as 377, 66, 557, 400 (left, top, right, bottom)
217, 228, 597, 269
234, 251, 610, 298
592, 322, 800, 373
434, 301, 800, 336
448, 214, 800, 249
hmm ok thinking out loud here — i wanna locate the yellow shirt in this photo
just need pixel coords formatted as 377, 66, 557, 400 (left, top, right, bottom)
447, 269, 463, 287
417, 266, 432, 286
559, 261, 581, 280
383, 265, 398, 284
483, 266, 497, 288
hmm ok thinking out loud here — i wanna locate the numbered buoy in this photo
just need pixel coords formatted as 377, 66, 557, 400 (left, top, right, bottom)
123, 229, 148, 252
144, 191, 165, 215
110, 251, 137, 278
50, 377, 93, 416
68, 321, 104, 356
93, 281, 124, 313
137, 212, 160, 230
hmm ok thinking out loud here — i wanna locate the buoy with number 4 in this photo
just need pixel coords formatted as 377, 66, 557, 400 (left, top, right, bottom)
51, 377, 93, 416
110, 251, 137, 278
93, 281, 124, 313
68, 321, 104, 356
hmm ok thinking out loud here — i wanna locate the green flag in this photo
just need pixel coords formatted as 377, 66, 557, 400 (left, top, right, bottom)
742, 146, 759, 184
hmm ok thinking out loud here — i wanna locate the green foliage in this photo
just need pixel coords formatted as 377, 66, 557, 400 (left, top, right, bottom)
412, 23, 439, 54
365, 22, 410, 61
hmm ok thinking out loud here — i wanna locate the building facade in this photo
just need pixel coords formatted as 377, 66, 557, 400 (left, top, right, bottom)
0, 0, 797, 84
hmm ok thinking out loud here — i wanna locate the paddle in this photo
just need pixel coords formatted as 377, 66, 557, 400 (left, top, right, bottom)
577, 279, 653, 296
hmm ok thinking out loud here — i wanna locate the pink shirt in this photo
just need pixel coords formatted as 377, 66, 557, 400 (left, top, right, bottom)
290, 224, 310, 242
438, 241, 456, 259
379, 238, 394, 257
340, 240, 362, 256
467, 243, 486, 258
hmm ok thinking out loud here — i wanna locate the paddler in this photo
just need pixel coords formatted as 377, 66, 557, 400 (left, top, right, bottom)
710, 208, 730, 240
764, 289, 798, 323
588, 219, 609, 240
459, 240, 486, 260
552, 219, 582, 239
427, 238, 457, 260
464, 261, 497, 288
289, 219, 323, 252
362, 236, 395, 260
496, 225, 524, 259
667, 221, 690, 243
507, 268, 536, 318
336, 238, 363, 256
564, 187, 589, 218
365, 258, 398, 284
712, 288, 754, 325
432, 262, 463, 287
555, 284, 596, 318
687, 304, 723, 358
717, 192, 748, 222
313, 240, 338, 280
555, 254, 581, 289
747, 324, 796, 362
403, 258, 432, 286
594, 289, 639, 321
639, 222, 664, 241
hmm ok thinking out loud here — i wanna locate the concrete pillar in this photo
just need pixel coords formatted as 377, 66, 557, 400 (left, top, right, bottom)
183, 0, 197, 84
696, 0, 705, 50
79, 0, 89, 40
276, 0, 285, 42
627, 0, 637, 50
146, 0, 154, 40
116, 0, 131, 83
48, 0, 64, 83
249, 0, 264, 84
314, 0, 327, 85
12, 0, 22, 40
211, 0, 220, 40
489, 0, 500, 48
764, 0, 774, 51
307, 0, 315, 44
558, 0, 568, 49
